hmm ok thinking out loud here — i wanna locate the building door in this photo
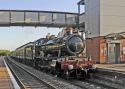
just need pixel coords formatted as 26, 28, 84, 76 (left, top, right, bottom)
115, 43, 120, 63
107, 43, 120, 63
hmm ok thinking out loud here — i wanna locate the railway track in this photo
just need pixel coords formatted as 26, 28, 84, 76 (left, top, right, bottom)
6, 57, 120, 89
88, 69, 125, 89
41, 70, 110, 89
58, 75, 115, 89
41, 71, 113, 89
5, 57, 53, 89
67, 80, 111, 89
68, 71, 122, 89
5, 57, 82, 89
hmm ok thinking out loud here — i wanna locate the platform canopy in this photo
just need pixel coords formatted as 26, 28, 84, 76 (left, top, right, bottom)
0, 10, 79, 27
105, 32, 125, 40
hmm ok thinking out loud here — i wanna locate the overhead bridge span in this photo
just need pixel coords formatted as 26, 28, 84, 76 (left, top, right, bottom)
0, 10, 79, 27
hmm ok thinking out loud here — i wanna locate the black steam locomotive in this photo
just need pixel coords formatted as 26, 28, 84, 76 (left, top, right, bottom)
11, 27, 96, 79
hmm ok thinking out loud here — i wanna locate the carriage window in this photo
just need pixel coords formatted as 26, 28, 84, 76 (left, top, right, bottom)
46, 40, 54, 44
35, 42, 39, 45
39, 40, 43, 45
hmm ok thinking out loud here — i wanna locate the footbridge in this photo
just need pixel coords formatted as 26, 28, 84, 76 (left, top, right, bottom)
0, 10, 80, 27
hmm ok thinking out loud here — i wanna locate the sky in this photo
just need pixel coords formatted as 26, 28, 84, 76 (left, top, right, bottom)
0, 0, 80, 50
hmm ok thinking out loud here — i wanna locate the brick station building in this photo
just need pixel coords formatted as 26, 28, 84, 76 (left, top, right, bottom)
79, 0, 125, 63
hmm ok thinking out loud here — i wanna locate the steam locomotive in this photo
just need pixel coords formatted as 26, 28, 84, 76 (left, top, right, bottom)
11, 27, 96, 79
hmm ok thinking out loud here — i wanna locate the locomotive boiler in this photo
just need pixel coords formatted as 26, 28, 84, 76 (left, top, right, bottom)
41, 34, 85, 57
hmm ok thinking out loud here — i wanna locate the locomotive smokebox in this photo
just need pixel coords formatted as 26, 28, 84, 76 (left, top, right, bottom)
66, 34, 85, 55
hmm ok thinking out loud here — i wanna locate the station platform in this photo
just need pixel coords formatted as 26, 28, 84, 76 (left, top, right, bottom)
96, 64, 125, 72
0, 56, 19, 89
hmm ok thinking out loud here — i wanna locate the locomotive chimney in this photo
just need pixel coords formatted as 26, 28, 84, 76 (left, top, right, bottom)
70, 28, 73, 34
46, 33, 51, 39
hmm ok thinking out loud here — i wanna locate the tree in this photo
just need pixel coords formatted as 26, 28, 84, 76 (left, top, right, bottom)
0, 50, 11, 56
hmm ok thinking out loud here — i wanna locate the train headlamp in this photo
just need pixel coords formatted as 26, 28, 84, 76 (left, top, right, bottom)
68, 65, 74, 70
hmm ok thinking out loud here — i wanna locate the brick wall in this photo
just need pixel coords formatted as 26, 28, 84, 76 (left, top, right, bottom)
86, 37, 100, 63
86, 36, 125, 64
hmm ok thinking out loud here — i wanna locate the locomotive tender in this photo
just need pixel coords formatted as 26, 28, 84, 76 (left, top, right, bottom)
11, 27, 96, 79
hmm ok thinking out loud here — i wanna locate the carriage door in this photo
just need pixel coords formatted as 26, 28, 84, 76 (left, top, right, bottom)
107, 43, 120, 64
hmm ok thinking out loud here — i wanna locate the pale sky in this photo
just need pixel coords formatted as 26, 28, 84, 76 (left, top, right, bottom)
0, 0, 80, 50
